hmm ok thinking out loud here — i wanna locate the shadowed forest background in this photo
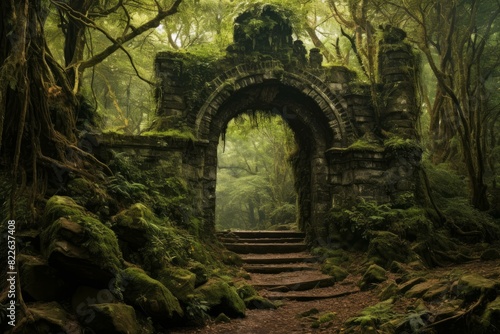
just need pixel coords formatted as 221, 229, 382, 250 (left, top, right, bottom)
1, 0, 500, 333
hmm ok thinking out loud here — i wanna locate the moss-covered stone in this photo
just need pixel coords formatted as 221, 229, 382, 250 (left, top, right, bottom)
480, 296, 500, 329
397, 277, 426, 294
378, 281, 399, 301
359, 264, 388, 290
41, 210, 123, 286
455, 274, 500, 302
235, 281, 258, 300
404, 279, 440, 299
214, 313, 231, 324
188, 261, 210, 287
121, 267, 183, 326
156, 267, 196, 303
321, 263, 349, 282
71, 285, 118, 317
367, 231, 410, 268
299, 308, 320, 318
19, 254, 73, 301
194, 278, 246, 318
244, 296, 276, 310
86, 303, 141, 334
14, 302, 82, 334
42, 196, 86, 227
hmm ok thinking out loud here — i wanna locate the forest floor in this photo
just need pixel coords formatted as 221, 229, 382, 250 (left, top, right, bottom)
169, 258, 500, 334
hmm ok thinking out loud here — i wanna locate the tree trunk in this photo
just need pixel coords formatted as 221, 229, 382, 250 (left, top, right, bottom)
0, 0, 85, 220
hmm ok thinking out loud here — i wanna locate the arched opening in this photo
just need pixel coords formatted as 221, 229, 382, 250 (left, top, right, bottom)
200, 80, 336, 239
216, 112, 298, 231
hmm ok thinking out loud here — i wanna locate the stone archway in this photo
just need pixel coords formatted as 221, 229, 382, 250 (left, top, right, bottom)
192, 64, 353, 240
105, 4, 423, 243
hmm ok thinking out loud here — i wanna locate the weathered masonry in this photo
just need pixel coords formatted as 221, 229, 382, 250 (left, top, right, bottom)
98, 5, 422, 242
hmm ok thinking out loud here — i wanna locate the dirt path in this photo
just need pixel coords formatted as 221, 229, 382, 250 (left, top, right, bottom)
169, 232, 500, 334
169, 259, 500, 334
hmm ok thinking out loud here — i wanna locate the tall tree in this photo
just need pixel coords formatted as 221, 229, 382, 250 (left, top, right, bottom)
0, 0, 183, 220
391, 0, 500, 210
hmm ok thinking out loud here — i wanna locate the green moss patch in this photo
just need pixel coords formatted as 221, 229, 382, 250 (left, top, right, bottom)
156, 267, 196, 303
194, 278, 246, 318
121, 267, 183, 325
359, 264, 388, 290
43, 196, 86, 227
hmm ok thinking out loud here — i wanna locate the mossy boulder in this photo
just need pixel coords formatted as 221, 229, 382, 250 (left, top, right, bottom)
359, 264, 388, 290
480, 296, 500, 329
235, 281, 258, 300
111, 203, 158, 248
19, 254, 73, 301
244, 296, 276, 310
214, 313, 231, 324
71, 285, 118, 315
397, 277, 426, 294
121, 267, 183, 326
378, 281, 398, 301
188, 261, 209, 287
321, 261, 349, 282
85, 303, 141, 334
404, 279, 447, 301
367, 231, 410, 268
41, 207, 123, 286
156, 267, 196, 303
42, 196, 86, 227
455, 274, 500, 302
194, 278, 246, 318
13, 302, 82, 334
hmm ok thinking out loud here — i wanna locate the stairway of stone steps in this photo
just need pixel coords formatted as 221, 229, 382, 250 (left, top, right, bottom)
218, 230, 338, 299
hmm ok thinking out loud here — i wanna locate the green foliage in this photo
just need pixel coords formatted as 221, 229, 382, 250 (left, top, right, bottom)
346, 299, 396, 330
328, 198, 433, 243
384, 136, 421, 151
185, 296, 211, 326
107, 173, 148, 201
424, 162, 467, 201
328, 200, 395, 240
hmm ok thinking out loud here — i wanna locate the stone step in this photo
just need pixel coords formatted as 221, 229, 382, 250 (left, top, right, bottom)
219, 237, 305, 244
263, 288, 359, 301
243, 264, 317, 274
218, 230, 305, 239
252, 276, 336, 292
240, 253, 319, 265
224, 242, 307, 254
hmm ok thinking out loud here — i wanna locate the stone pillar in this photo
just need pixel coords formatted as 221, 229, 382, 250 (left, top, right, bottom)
154, 52, 188, 130
378, 26, 418, 139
